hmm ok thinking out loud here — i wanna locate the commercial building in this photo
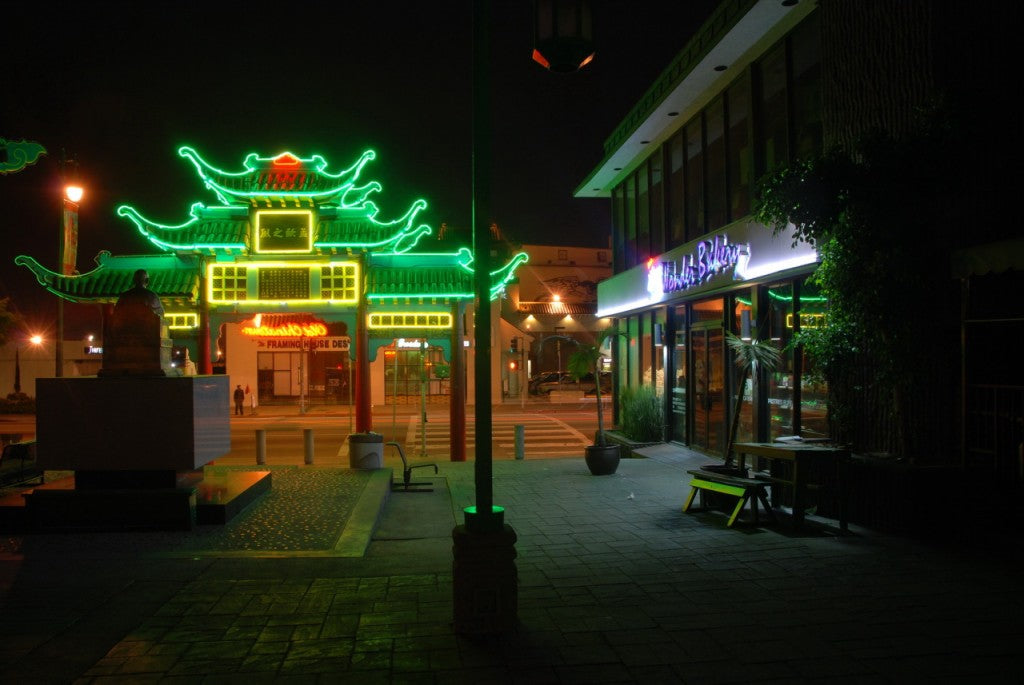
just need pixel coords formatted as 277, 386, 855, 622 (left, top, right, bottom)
577, 0, 1022, 473
576, 0, 824, 454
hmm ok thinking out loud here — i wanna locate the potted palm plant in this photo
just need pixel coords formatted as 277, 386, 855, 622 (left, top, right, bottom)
567, 329, 622, 475
723, 331, 782, 468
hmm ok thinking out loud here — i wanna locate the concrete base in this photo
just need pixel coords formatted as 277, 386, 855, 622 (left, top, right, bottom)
452, 524, 518, 634
193, 469, 272, 525
22, 468, 272, 531
36, 375, 230, 471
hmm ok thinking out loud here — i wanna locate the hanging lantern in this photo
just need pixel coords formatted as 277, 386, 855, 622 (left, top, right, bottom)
532, 0, 595, 73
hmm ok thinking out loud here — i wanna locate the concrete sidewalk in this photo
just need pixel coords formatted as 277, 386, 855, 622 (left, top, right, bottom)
1, 447, 1022, 682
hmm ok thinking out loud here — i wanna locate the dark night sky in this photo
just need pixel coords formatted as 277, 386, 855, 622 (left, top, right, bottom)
1, 0, 718, 337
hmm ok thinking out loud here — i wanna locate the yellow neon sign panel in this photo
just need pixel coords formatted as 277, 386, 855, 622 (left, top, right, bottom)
368, 312, 453, 329
254, 210, 313, 254
207, 260, 359, 305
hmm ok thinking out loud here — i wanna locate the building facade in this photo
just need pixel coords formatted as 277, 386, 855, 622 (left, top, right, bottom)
576, 0, 824, 455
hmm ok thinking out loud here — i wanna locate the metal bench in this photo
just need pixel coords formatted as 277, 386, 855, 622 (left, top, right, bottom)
0, 440, 42, 487
684, 468, 775, 528
385, 442, 437, 492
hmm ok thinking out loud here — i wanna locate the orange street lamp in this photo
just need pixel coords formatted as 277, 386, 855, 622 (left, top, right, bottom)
57, 156, 83, 377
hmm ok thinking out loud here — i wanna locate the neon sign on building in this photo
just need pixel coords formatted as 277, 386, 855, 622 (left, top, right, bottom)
242, 322, 328, 337
647, 234, 748, 298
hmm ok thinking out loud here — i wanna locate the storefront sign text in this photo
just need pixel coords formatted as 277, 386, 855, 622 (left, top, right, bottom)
243, 322, 328, 337
258, 336, 350, 351
647, 235, 747, 298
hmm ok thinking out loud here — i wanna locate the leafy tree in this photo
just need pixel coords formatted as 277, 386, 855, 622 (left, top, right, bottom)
754, 115, 962, 458
0, 298, 23, 347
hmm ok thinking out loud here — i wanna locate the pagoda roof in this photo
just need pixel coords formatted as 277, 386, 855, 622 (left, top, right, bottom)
14, 252, 200, 305
179, 147, 379, 207
367, 249, 528, 301
117, 202, 432, 256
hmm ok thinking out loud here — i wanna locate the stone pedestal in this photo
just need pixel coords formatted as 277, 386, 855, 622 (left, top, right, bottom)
26, 375, 252, 530
36, 376, 230, 471
452, 524, 518, 634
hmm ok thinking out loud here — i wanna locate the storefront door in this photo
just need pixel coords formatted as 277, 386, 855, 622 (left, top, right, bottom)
691, 325, 725, 452
670, 327, 687, 443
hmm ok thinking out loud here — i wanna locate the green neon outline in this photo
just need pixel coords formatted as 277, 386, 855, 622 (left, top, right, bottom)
179, 146, 379, 206
117, 202, 247, 252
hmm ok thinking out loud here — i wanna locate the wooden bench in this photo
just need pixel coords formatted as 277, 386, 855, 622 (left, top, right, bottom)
684, 469, 775, 528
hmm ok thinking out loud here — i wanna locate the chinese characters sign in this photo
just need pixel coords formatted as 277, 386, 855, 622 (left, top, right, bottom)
255, 210, 313, 253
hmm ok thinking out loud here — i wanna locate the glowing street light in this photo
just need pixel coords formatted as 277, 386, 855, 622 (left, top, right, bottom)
14, 335, 44, 395
56, 157, 83, 377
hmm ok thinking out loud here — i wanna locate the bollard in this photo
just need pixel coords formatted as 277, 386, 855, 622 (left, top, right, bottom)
303, 428, 314, 465
255, 429, 267, 465
514, 424, 525, 460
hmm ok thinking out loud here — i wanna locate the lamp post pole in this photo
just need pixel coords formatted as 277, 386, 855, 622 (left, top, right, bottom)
57, 155, 83, 378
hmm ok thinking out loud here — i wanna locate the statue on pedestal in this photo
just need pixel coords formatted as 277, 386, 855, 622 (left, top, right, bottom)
99, 269, 169, 376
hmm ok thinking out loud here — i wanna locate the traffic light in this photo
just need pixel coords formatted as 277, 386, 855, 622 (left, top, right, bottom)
510, 337, 519, 353
509, 360, 518, 371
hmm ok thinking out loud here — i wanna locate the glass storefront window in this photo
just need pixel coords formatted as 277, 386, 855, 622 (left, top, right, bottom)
668, 132, 685, 248
768, 283, 795, 439
650, 151, 664, 256
654, 309, 666, 397
726, 72, 752, 221
757, 43, 788, 176
637, 164, 650, 262
684, 120, 704, 239
671, 306, 687, 443
791, 12, 822, 160
799, 279, 829, 438
640, 314, 652, 386
732, 291, 754, 444
705, 97, 727, 231
692, 297, 724, 323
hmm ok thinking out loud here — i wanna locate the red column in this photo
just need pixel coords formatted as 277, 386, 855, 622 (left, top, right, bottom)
198, 268, 212, 374
450, 301, 466, 461
355, 289, 372, 432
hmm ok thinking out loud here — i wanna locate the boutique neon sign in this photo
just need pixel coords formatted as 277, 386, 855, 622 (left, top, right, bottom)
647, 234, 748, 297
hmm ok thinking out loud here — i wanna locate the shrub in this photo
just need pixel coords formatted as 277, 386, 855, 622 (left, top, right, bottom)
618, 385, 662, 442
0, 392, 35, 414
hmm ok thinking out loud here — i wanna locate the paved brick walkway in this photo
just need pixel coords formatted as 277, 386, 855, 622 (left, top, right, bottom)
1, 447, 1022, 682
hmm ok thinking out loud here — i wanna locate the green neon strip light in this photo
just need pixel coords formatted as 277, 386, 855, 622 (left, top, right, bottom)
179, 146, 379, 205
116, 202, 246, 252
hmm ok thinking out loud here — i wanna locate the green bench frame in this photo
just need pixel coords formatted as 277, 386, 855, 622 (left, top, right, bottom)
684, 469, 775, 527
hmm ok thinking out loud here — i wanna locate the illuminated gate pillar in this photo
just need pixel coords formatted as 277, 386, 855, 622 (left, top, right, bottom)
355, 288, 372, 432
450, 301, 466, 461
198, 270, 212, 375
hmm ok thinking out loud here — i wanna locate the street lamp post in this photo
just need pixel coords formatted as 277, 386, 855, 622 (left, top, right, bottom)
57, 157, 83, 378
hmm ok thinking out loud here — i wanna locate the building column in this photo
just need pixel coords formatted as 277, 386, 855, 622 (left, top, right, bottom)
450, 300, 466, 461
198, 267, 212, 374
355, 289, 372, 432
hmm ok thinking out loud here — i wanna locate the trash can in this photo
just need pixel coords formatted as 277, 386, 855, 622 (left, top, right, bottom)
348, 431, 384, 469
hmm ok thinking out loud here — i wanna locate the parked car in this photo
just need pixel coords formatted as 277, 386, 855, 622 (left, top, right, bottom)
528, 371, 573, 395
529, 371, 611, 396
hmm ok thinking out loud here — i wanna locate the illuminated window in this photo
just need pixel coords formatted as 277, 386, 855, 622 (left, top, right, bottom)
320, 264, 358, 301
368, 312, 453, 329
211, 265, 248, 301
164, 312, 199, 329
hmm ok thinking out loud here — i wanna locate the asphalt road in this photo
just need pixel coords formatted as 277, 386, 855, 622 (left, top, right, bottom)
1, 398, 605, 468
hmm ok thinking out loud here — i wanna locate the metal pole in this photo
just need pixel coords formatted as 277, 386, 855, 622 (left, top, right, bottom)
420, 340, 428, 458
470, 0, 495, 530
392, 344, 398, 441
303, 428, 314, 465
256, 429, 266, 465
